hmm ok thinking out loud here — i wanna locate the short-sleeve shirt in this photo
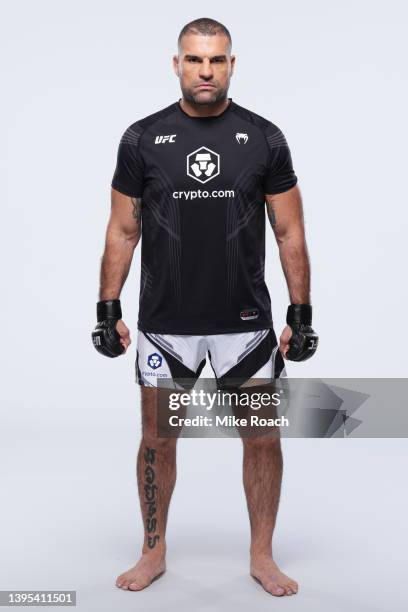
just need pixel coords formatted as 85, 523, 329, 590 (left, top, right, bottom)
111, 98, 298, 334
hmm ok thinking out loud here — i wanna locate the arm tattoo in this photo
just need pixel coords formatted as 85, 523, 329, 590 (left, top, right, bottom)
131, 197, 142, 222
266, 199, 276, 227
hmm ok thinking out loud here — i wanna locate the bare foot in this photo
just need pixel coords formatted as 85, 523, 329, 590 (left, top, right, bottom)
116, 550, 166, 591
251, 555, 298, 596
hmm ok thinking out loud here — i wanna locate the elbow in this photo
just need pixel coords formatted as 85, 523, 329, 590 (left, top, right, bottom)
125, 230, 141, 248
106, 225, 140, 249
275, 229, 306, 249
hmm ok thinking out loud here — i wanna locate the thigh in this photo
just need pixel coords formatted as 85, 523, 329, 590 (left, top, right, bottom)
207, 328, 286, 388
140, 386, 186, 442
136, 331, 207, 389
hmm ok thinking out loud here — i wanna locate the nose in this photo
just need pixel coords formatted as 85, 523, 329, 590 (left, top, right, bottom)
199, 58, 213, 80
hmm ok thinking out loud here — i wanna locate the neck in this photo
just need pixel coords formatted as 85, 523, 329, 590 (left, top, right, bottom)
179, 96, 230, 118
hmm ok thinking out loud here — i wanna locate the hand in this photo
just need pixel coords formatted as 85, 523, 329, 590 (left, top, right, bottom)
279, 325, 293, 359
115, 319, 131, 353
284, 304, 319, 361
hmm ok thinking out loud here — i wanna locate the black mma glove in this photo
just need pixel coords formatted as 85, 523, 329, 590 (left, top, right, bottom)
91, 299, 125, 358
286, 304, 319, 362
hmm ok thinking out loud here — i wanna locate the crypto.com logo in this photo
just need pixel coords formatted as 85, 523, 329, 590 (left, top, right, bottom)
147, 353, 162, 369
187, 146, 220, 184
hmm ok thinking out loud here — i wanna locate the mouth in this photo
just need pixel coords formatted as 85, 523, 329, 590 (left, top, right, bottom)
195, 83, 216, 90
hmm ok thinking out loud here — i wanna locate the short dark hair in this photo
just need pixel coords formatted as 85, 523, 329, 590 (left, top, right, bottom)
178, 17, 232, 50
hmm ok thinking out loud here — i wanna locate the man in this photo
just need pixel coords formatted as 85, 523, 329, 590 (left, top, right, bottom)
92, 17, 318, 597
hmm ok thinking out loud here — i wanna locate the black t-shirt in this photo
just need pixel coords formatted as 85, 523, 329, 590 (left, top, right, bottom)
111, 98, 297, 334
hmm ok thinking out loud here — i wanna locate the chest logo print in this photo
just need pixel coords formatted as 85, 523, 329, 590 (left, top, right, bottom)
155, 134, 177, 144
236, 132, 248, 144
186, 146, 220, 184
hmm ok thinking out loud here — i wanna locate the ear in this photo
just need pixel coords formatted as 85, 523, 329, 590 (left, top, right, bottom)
230, 54, 236, 76
172, 55, 180, 77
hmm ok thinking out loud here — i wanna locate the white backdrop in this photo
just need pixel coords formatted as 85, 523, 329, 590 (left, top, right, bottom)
1, 1, 407, 610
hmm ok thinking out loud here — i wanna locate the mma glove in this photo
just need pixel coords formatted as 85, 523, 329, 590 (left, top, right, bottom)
286, 304, 319, 362
91, 299, 125, 358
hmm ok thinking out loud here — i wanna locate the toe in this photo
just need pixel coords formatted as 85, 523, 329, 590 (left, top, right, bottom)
116, 575, 128, 588
267, 583, 285, 596
128, 581, 146, 591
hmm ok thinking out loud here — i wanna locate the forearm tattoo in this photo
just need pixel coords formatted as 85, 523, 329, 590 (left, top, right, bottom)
144, 446, 160, 549
131, 197, 142, 222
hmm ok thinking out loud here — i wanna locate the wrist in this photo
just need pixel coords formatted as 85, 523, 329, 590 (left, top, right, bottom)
96, 299, 122, 322
286, 303, 312, 326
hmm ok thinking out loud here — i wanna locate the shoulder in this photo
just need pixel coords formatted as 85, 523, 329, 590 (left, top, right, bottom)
231, 101, 289, 143
118, 103, 178, 145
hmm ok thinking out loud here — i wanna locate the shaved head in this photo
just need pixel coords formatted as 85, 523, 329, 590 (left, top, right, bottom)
178, 17, 232, 53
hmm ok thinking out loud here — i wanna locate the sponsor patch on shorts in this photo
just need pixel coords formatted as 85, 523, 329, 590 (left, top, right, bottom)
240, 308, 259, 321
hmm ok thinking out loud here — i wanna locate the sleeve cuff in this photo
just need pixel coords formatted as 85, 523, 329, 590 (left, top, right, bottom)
111, 181, 142, 198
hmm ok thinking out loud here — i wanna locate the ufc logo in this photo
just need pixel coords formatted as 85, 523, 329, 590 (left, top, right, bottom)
155, 134, 176, 144
309, 339, 318, 349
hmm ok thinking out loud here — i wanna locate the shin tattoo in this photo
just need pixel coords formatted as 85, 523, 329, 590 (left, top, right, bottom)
143, 446, 160, 549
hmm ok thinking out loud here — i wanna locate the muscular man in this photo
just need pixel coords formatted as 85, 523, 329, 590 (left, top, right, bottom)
93, 17, 318, 597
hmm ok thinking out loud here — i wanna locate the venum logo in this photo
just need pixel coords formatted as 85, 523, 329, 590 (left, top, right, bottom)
236, 132, 248, 144
147, 353, 162, 369
187, 146, 220, 184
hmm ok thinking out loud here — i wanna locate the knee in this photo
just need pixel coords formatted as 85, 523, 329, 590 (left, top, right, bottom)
242, 434, 281, 451
142, 433, 177, 453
